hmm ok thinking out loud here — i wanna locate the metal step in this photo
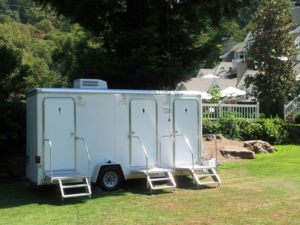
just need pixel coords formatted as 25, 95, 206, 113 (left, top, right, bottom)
196, 174, 214, 178
146, 172, 176, 194
152, 185, 176, 190
59, 177, 91, 202
131, 167, 174, 174
63, 193, 91, 198
62, 184, 90, 189
150, 177, 171, 182
190, 168, 221, 188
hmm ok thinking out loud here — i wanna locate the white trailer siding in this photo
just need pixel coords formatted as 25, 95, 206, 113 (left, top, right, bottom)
26, 94, 38, 183
26, 88, 203, 185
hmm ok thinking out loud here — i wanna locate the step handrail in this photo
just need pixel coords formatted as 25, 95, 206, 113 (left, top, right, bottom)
129, 135, 149, 175
174, 133, 195, 172
203, 134, 218, 169
75, 137, 91, 185
43, 139, 53, 182
159, 135, 175, 173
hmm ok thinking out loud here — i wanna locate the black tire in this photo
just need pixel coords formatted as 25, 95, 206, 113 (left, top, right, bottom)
96, 166, 124, 191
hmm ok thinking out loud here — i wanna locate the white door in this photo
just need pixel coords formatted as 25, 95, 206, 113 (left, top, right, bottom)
174, 99, 199, 165
43, 98, 75, 172
130, 99, 157, 167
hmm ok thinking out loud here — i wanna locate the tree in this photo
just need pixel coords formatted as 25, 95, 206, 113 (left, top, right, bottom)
0, 45, 29, 101
35, 19, 55, 33
245, 0, 296, 116
32, 0, 249, 90
206, 86, 221, 103
0, 45, 29, 159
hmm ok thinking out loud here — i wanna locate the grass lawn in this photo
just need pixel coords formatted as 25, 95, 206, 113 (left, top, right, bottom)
0, 145, 299, 225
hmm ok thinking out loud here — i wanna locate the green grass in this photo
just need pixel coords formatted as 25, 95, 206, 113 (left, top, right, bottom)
1, 145, 300, 225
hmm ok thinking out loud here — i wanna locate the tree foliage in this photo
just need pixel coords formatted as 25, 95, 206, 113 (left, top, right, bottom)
206, 86, 221, 103
31, 0, 249, 89
245, 0, 296, 115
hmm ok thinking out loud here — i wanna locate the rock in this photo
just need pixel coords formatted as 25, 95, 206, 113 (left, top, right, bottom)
205, 136, 211, 141
216, 134, 223, 140
220, 146, 255, 159
205, 134, 223, 141
244, 140, 278, 154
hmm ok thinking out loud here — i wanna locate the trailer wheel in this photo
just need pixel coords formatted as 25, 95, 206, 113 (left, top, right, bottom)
97, 166, 123, 191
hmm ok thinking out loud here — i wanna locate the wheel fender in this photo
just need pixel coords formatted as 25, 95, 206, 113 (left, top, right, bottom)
92, 163, 125, 183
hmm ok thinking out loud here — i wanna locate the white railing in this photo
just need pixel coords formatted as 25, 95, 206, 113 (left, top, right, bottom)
284, 95, 300, 121
203, 102, 259, 120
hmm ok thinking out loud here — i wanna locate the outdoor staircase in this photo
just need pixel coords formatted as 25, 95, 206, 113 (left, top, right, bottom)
131, 167, 176, 194
43, 137, 92, 202
58, 177, 91, 201
190, 167, 221, 188
45, 171, 92, 202
176, 165, 221, 188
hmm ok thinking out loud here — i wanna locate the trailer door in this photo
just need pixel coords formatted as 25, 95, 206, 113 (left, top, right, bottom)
130, 99, 157, 167
43, 98, 76, 172
174, 99, 199, 165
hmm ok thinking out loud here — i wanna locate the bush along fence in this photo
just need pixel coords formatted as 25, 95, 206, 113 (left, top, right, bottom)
284, 95, 300, 122
203, 116, 289, 145
203, 102, 259, 120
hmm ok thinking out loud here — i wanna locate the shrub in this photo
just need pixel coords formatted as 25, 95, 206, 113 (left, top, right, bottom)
259, 113, 266, 119
249, 116, 288, 144
295, 113, 300, 124
217, 116, 252, 140
203, 116, 289, 144
202, 119, 219, 134
241, 123, 263, 140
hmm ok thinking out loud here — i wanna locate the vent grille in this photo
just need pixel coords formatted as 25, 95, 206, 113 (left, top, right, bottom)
74, 79, 108, 89
82, 81, 98, 87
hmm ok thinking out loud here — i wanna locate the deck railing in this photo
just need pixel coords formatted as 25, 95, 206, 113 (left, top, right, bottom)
284, 95, 300, 122
203, 102, 259, 120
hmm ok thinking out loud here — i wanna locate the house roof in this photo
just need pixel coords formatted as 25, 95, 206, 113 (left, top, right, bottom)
216, 78, 237, 90
221, 62, 233, 69
220, 42, 247, 59
293, 60, 300, 73
197, 69, 216, 77
183, 78, 215, 92
289, 25, 300, 34
181, 78, 237, 93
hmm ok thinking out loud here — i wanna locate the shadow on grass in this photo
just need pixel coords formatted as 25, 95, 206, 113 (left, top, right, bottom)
0, 175, 216, 208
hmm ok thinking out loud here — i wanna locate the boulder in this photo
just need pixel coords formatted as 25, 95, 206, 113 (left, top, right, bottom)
220, 146, 255, 159
243, 140, 278, 154
205, 134, 223, 141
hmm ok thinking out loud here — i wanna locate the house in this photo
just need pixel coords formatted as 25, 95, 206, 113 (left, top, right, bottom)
179, 3, 300, 105
177, 78, 243, 103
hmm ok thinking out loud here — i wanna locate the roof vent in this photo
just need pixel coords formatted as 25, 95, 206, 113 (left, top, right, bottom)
74, 79, 108, 89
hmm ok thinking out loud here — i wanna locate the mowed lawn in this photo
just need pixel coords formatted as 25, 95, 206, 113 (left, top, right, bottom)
0, 145, 299, 225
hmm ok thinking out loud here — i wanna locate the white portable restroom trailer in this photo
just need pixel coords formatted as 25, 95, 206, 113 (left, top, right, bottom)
26, 79, 220, 200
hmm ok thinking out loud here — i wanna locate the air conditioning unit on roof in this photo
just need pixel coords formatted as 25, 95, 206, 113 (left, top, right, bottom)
74, 79, 108, 89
